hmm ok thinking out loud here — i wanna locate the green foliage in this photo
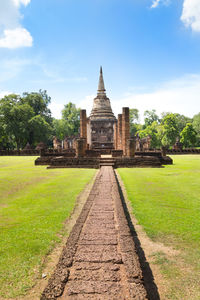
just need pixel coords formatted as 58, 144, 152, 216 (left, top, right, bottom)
129, 109, 199, 149
52, 102, 80, 140
0, 115, 13, 149
130, 108, 140, 136
161, 113, 179, 147
130, 108, 139, 123
22, 90, 52, 123
193, 112, 200, 145
28, 115, 52, 145
53, 119, 70, 141
162, 112, 192, 133
0, 91, 52, 149
138, 121, 162, 149
0, 95, 34, 149
180, 123, 197, 147
174, 113, 192, 132
144, 109, 159, 128
0, 157, 96, 297
62, 102, 80, 136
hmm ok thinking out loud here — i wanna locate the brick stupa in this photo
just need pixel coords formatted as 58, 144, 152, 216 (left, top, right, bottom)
35, 67, 173, 168
88, 67, 117, 149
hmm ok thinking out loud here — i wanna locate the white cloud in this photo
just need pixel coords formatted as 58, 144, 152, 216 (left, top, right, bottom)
0, 91, 11, 99
0, 27, 32, 48
12, 0, 31, 7
0, 0, 32, 48
110, 74, 200, 121
150, 0, 170, 9
78, 94, 95, 114
49, 102, 64, 119
151, 0, 161, 9
181, 0, 200, 32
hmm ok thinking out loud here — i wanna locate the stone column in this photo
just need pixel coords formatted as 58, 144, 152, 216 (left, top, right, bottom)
76, 138, 86, 157
114, 122, 118, 150
127, 139, 136, 157
80, 110, 87, 140
122, 107, 130, 156
117, 114, 122, 150
63, 138, 69, 150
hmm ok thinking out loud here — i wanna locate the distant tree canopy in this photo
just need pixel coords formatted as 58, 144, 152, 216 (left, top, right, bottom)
193, 113, 200, 144
144, 109, 159, 128
130, 108, 141, 137
180, 123, 197, 147
132, 109, 199, 149
0, 90, 52, 149
0, 89, 199, 150
0, 93, 81, 149
53, 102, 80, 141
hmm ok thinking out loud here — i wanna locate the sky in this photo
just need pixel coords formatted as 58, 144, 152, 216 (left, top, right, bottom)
0, 0, 200, 121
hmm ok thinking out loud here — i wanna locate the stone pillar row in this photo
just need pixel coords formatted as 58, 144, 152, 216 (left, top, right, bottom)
114, 107, 136, 157
78, 108, 135, 158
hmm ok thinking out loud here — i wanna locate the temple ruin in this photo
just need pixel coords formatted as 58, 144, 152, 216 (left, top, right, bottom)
35, 67, 173, 168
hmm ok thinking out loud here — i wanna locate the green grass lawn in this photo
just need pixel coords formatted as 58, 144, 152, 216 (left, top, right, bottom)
0, 156, 96, 298
118, 155, 200, 300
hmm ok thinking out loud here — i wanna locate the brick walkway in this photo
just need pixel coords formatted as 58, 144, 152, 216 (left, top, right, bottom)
42, 166, 147, 300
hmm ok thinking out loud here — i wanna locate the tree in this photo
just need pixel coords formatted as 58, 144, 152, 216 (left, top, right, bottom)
0, 91, 53, 149
175, 114, 192, 133
53, 119, 70, 141
0, 95, 34, 149
61, 102, 80, 136
180, 123, 197, 147
138, 121, 162, 149
0, 117, 11, 149
28, 115, 52, 146
193, 113, 200, 145
161, 113, 179, 147
130, 108, 139, 123
22, 90, 52, 124
161, 112, 192, 133
144, 109, 159, 128
130, 108, 140, 136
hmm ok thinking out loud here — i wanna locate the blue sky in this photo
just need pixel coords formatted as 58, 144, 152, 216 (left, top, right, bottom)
0, 0, 200, 121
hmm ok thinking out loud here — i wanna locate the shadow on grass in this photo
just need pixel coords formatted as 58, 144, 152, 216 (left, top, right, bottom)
114, 171, 160, 300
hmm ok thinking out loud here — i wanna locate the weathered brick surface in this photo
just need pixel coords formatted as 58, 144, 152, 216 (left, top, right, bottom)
117, 114, 122, 150
41, 167, 147, 300
127, 139, 136, 157
80, 110, 87, 140
122, 107, 130, 156
114, 121, 118, 150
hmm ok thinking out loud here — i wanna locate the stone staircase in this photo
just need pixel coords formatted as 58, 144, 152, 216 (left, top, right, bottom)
99, 157, 116, 167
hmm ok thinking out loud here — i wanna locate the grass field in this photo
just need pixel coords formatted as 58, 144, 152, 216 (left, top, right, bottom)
118, 155, 200, 300
0, 157, 96, 298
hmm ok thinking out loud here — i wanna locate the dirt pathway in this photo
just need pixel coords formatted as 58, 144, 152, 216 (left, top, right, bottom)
41, 166, 148, 299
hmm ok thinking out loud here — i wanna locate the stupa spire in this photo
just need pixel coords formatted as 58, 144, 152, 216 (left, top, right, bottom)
97, 66, 106, 93
90, 67, 116, 120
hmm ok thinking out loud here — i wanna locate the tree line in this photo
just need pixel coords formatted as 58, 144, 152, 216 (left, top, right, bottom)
130, 109, 200, 148
0, 91, 80, 150
0, 90, 199, 150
